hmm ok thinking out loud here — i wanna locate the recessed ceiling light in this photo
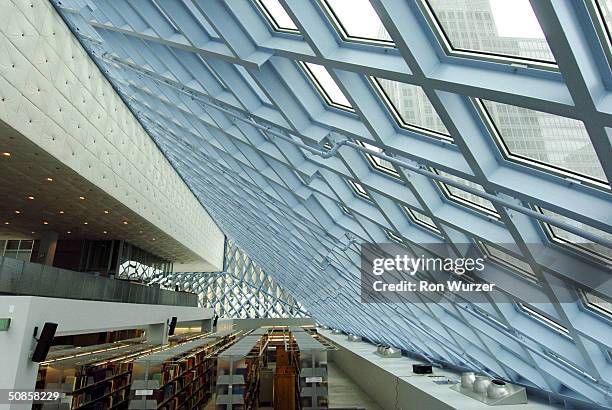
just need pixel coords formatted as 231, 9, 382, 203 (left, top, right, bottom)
46, 177, 53, 182
31, 231, 35, 234
83, 222, 88, 225
4, 221, 9, 225
27, 196, 34, 200
67, 231, 71, 234
14, 210, 20, 214
43, 221, 49, 225
104, 210, 109, 214
139, 230, 143, 234
79, 196, 85, 200
152, 238, 156, 241
122, 221, 128, 225
2, 152, 10, 157
103, 230, 108, 234
59, 210, 64, 214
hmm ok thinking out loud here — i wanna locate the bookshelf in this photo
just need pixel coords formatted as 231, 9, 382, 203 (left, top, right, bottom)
215, 329, 268, 410
36, 342, 159, 410
129, 333, 238, 410
291, 327, 329, 410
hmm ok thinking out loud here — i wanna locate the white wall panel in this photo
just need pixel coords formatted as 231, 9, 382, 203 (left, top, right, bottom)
0, 0, 224, 268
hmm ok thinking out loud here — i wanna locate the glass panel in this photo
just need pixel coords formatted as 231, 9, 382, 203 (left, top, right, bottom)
302, 62, 353, 110
593, 0, 612, 48
425, 0, 555, 64
347, 179, 370, 199
19, 240, 33, 250
6, 240, 20, 250
403, 206, 440, 233
359, 141, 399, 177
481, 100, 607, 187
385, 230, 404, 243
538, 208, 612, 264
256, 0, 299, 32
479, 242, 537, 281
582, 290, 612, 319
322, 0, 393, 43
373, 78, 450, 140
433, 169, 499, 217
0, 240, 5, 254
519, 303, 569, 335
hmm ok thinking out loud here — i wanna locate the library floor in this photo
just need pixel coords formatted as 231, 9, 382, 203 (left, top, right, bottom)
327, 362, 382, 409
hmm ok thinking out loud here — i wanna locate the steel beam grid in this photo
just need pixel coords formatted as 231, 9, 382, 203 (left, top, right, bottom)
52, 0, 612, 407
150, 240, 307, 318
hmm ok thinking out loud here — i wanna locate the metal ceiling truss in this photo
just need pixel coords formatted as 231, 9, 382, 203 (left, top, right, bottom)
52, 0, 612, 407
149, 240, 307, 318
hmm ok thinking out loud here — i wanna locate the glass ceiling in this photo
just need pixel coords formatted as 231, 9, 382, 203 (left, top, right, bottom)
55, 0, 612, 406
425, 0, 556, 65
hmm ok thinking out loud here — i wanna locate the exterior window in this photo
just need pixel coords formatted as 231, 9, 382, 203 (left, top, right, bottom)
421, 0, 556, 67
340, 204, 352, 215
538, 207, 612, 264
480, 99, 608, 189
587, 1, 612, 63
433, 169, 499, 218
385, 230, 404, 243
0, 239, 34, 262
403, 206, 440, 234
372, 78, 451, 141
479, 242, 537, 282
301, 62, 353, 111
358, 141, 400, 177
518, 303, 570, 335
255, 0, 299, 33
582, 290, 612, 320
321, 0, 393, 45
348, 179, 371, 200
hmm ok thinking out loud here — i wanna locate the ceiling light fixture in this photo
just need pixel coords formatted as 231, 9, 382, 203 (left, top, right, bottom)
122, 221, 128, 225
27, 196, 34, 200
2, 152, 10, 157
4, 221, 9, 225
14, 210, 20, 214
79, 196, 85, 200
46, 177, 53, 181
83, 222, 88, 225
67, 231, 71, 234
103, 230, 108, 234
104, 210, 109, 214
59, 210, 64, 214
43, 221, 49, 225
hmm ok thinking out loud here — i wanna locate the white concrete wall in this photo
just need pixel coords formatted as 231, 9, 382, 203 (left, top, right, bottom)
0, 0, 224, 268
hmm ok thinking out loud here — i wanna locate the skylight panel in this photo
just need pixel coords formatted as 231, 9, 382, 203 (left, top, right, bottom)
255, 0, 299, 33
518, 303, 570, 335
433, 169, 499, 218
479, 242, 537, 281
480, 100, 608, 188
590, 1, 612, 56
537, 207, 612, 264
422, 0, 556, 66
301, 62, 353, 111
347, 179, 371, 200
321, 0, 393, 44
385, 230, 404, 243
373, 78, 451, 141
582, 290, 612, 319
358, 141, 400, 177
403, 206, 440, 234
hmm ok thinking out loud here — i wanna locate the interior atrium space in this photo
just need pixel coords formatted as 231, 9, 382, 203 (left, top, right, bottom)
1, 0, 611, 409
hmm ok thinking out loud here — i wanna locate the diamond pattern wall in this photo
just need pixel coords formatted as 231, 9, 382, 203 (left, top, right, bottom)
50, 0, 612, 407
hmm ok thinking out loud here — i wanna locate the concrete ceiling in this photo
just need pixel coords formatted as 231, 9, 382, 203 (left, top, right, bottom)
0, 119, 202, 263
